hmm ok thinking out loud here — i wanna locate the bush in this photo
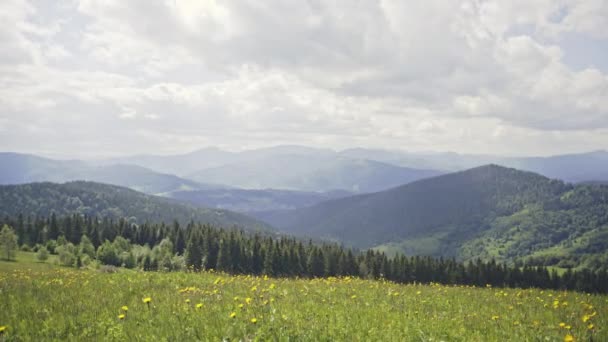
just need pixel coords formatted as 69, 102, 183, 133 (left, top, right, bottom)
97, 241, 120, 266
56, 243, 77, 267
36, 246, 49, 262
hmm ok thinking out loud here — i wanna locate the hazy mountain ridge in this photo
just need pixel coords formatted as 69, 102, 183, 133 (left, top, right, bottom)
0, 152, 221, 195
0, 181, 273, 231
340, 148, 608, 182
187, 154, 443, 193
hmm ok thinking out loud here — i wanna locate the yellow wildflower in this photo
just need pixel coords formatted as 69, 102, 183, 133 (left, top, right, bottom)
588, 324, 594, 330
250, 318, 258, 324
559, 322, 566, 328
245, 297, 252, 304
491, 315, 499, 321
118, 314, 125, 320
564, 334, 574, 342
142, 297, 152, 304
185, 299, 191, 304
0, 326, 6, 334
121, 306, 128, 312
196, 303, 203, 309
230, 312, 237, 319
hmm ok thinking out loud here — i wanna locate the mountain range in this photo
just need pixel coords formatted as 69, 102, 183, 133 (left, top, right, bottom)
257, 165, 608, 269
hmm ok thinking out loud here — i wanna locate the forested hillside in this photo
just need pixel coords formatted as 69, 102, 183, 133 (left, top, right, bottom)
260, 165, 608, 268
261, 165, 568, 246
0, 182, 273, 231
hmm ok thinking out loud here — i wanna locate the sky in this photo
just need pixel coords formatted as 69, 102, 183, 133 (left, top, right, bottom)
1, 0, 607, 158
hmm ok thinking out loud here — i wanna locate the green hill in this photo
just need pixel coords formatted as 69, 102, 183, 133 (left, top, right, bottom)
0, 181, 273, 231
260, 165, 608, 268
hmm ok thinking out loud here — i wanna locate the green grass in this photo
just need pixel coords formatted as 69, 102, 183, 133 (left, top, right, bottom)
0, 251, 58, 273
0, 254, 606, 341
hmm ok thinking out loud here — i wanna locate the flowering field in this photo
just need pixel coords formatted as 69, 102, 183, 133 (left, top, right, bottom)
0, 263, 606, 341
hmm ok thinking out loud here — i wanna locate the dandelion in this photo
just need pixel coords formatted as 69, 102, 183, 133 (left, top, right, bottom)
230, 312, 237, 319
118, 314, 125, 320
0, 326, 6, 334
245, 297, 252, 304
559, 322, 566, 328
196, 303, 203, 309
185, 299, 191, 304
250, 318, 258, 324
582, 315, 590, 323
588, 324, 594, 330
121, 306, 128, 312
143, 297, 152, 304
564, 334, 574, 342
491, 315, 500, 321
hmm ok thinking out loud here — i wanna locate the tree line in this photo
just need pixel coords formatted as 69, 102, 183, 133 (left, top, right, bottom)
1, 213, 607, 294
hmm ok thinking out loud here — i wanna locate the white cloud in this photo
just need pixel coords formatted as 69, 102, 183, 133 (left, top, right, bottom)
0, 0, 607, 157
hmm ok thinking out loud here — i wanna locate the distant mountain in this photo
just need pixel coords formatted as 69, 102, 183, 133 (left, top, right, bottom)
260, 165, 608, 268
187, 154, 442, 193
0, 152, 219, 195
501, 150, 608, 183
167, 188, 352, 213
109, 145, 336, 176
0, 181, 273, 231
108, 147, 238, 176
341, 148, 608, 183
110, 145, 608, 188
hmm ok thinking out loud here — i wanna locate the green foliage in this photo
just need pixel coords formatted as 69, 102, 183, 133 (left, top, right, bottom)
56, 242, 77, 267
0, 224, 18, 261
0, 181, 273, 231
97, 241, 120, 267
4, 214, 608, 293
36, 245, 49, 262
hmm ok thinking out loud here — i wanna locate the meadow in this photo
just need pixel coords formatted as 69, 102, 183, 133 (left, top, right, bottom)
0, 253, 605, 341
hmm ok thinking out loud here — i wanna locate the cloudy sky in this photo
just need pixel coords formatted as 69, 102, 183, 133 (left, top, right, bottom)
1, 0, 607, 158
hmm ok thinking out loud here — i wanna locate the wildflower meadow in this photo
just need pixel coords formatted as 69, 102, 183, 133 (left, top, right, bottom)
0, 253, 606, 341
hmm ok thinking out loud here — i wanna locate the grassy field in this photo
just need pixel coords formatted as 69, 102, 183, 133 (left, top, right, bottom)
0, 253, 605, 341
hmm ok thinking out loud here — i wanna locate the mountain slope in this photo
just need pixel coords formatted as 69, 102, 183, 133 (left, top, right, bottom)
261, 165, 608, 268
187, 154, 442, 193
0, 181, 273, 231
167, 188, 352, 213
261, 165, 568, 248
0, 153, 218, 195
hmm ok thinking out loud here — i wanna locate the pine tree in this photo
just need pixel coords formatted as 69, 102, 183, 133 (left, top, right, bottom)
216, 239, 230, 272
185, 230, 203, 271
